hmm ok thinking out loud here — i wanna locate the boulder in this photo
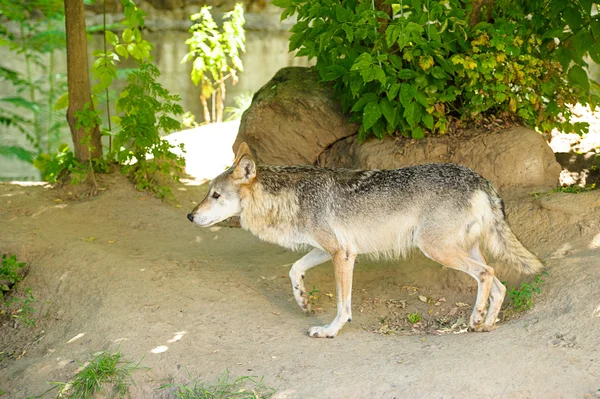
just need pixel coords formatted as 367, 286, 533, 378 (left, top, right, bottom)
233, 67, 359, 165
317, 127, 561, 193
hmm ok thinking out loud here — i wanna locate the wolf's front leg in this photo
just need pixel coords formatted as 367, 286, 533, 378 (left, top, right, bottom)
289, 248, 330, 312
308, 249, 356, 338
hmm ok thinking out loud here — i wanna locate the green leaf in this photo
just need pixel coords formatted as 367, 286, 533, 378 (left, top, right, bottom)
398, 69, 418, 79
350, 53, 373, 71
350, 93, 378, 113
495, 92, 507, 102
403, 101, 423, 128
563, 7, 582, 32
372, 118, 386, 139
123, 28, 134, 43
411, 126, 424, 139
567, 65, 589, 90
389, 54, 403, 70
106, 30, 119, 46
0, 96, 39, 112
363, 101, 382, 130
54, 92, 69, 111
271, 0, 292, 8
400, 83, 415, 108
342, 24, 354, 42
387, 83, 400, 101
115, 44, 128, 58
431, 66, 449, 79
323, 65, 347, 81
422, 113, 433, 130
379, 97, 396, 127
0, 145, 35, 163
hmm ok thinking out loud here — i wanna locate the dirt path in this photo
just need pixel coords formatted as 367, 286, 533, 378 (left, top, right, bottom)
1, 176, 599, 399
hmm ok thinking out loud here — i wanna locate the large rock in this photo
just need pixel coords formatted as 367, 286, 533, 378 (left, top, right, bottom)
233, 67, 359, 165
318, 128, 561, 193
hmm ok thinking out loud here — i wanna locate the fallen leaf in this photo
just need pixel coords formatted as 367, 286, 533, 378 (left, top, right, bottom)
455, 302, 470, 308
82, 237, 96, 242
54, 198, 62, 203
108, 240, 115, 244
325, 292, 334, 298
419, 295, 428, 303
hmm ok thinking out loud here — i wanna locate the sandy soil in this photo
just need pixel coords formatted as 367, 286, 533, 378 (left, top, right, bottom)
0, 173, 599, 399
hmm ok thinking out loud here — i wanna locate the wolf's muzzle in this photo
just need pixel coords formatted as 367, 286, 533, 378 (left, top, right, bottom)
187, 213, 194, 222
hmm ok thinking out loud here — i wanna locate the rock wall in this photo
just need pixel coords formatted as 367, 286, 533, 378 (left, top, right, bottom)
234, 67, 358, 165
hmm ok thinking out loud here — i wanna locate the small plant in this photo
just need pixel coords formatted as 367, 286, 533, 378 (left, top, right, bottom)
506, 271, 549, 312
531, 183, 597, 200
33, 143, 87, 185
1, 254, 35, 327
51, 350, 143, 398
164, 370, 275, 399
407, 312, 422, 324
553, 183, 597, 194
182, 3, 246, 123
225, 92, 253, 121
308, 285, 319, 300
112, 62, 185, 199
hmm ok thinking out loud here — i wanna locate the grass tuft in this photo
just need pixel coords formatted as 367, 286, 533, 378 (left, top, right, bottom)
164, 370, 275, 399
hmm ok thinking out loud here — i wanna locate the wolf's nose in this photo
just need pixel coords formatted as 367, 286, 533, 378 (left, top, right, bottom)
187, 213, 194, 222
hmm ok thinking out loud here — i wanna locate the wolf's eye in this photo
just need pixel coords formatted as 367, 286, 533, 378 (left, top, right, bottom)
212, 192, 221, 200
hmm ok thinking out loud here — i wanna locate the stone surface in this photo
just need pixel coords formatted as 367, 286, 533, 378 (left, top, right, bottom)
233, 67, 358, 165
318, 127, 562, 193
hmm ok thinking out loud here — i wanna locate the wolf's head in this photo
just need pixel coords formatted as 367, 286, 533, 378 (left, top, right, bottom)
187, 142, 256, 227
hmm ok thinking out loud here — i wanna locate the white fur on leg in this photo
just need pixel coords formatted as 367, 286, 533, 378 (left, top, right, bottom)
308, 312, 350, 338
289, 248, 330, 312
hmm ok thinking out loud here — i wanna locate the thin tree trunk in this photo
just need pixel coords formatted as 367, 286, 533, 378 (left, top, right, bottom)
64, 0, 102, 161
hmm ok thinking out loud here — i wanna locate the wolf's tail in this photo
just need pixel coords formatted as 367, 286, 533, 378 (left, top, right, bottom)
481, 188, 544, 275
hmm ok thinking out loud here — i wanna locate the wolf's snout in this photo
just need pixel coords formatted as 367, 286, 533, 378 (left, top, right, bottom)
187, 213, 194, 222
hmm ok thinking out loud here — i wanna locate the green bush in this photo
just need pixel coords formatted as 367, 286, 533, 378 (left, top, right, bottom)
273, 0, 600, 141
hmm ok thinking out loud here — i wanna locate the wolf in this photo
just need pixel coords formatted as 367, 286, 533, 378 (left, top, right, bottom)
187, 142, 543, 338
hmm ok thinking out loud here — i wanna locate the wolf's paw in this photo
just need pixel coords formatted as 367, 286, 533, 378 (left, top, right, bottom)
291, 276, 310, 312
293, 290, 311, 313
308, 325, 338, 339
469, 309, 487, 331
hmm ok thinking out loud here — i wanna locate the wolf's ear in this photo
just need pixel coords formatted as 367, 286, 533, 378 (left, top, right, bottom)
233, 142, 253, 165
232, 155, 256, 184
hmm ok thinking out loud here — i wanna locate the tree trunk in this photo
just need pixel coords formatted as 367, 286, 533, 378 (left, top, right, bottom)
64, 0, 102, 161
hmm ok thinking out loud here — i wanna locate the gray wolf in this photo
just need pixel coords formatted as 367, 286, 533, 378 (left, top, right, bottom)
187, 142, 543, 338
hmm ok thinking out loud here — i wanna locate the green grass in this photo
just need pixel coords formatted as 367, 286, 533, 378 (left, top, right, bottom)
51, 350, 143, 398
531, 183, 597, 199
407, 312, 422, 324
165, 371, 275, 399
1, 253, 35, 327
505, 271, 549, 312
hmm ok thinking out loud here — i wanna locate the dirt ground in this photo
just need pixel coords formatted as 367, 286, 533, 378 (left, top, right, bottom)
0, 172, 599, 399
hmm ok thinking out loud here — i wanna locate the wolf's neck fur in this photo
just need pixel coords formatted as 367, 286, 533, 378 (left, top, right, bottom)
239, 179, 305, 250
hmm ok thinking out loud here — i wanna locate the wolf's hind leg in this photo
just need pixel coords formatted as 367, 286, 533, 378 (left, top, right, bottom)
470, 245, 506, 330
419, 243, 494, 332
289, 248, 330, 312
308, 248, 356, 338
